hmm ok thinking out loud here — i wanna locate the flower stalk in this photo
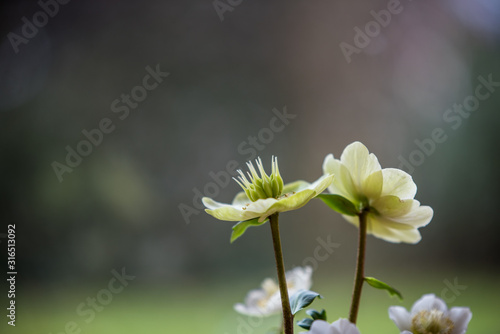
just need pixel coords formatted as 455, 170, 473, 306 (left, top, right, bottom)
348, 209, 368, 324
269, 213, 293, 334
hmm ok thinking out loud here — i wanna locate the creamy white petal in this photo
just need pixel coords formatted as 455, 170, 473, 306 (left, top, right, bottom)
381, 168, 417, 199
387, 201, 434, 228
234, 288, 273, 316
282, 180, 311, 194
309, 174, 335, 194
342, 214, 422, 243
309, 320, 335, 334
308, 319, 360, 334
202, 197, 233, 210
449, 307, 472, 334
367, 216, 422, 243
256, 189, 316, 222
323, 156, 357, 202
361, 170, 383, 200
203, 197, 277, 222
340, 142, 381, 188
286, 266, 313, 291
331, 318, 361, 334
203, 197, 257, 221
388, 306, 411, 331
232, 191, 251, 206
411, 294, 448, 315
371, 196, 414, 218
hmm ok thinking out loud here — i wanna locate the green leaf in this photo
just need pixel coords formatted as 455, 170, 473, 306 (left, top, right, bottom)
364, 277, 403, 300
297, 318, 314, 330
317, 194, 358, 216
306, 308, 327, 320
289, 290, 322, 315
230, 218, 268, 243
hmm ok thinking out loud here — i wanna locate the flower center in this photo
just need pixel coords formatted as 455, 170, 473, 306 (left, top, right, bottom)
411, 310, 454, 334
234, 156, 284, 201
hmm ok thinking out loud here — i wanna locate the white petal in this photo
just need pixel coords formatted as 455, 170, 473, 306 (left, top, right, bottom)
388, 306, 411, 331
286, 266, 313, 291
340, 142, 381, 189
381, 168, 417, 199
449, 307, 472, 334
361, 170, 383, 200
371, 196, 414, 218
202, 197, 231, 210
282, 180, 311, 193
234, 289, 269, 316
246, 198, 279, 212
203, 197, 275, 222
309, 320, 335, 334
323, 155, 357, 202
330, 318, 361, 334
367, 215, 422, 244
388, 201, 434, 228
341, 213, 422, 243
411, 294, 448, 315
309, 174, 335, 195
232, 191, 250, 205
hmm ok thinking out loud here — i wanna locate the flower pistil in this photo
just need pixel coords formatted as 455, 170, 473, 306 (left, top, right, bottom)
234, 156, 284, 201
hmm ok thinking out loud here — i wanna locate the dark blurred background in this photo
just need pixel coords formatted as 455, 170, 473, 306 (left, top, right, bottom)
1, 0, 499, 333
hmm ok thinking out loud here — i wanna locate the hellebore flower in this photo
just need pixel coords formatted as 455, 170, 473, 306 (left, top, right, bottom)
234, 266, 313, 317
305, 318, 361, 334
322, 141, 433, 243
203, 157, 333, 241
389, 293, 472, 334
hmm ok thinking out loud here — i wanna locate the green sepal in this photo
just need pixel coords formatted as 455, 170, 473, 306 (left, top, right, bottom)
297, 318, 314, 330
306, 308, 327, 320
364, 277, 403, 300
230, 218, 268, 243
289, 290, 322, 315
317, 194, 358, 216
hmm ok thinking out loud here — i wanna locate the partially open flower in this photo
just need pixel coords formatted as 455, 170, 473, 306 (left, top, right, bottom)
322, 141, 433, 243
389, 294, 472, 334
305, 318, 361, 334
234, 266, 313, 317
203, 157, 333, 223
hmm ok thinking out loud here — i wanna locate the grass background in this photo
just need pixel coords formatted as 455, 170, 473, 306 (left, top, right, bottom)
11, 269, 499, 334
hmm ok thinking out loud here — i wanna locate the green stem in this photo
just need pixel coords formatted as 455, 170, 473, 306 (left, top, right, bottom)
269, 213, 293, 334
348, 210, 368, 324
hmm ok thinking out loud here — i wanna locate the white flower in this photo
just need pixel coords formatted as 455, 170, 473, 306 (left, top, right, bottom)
389, 293, 472, 334
323, 141, 433, 243
234, 266, 313, 316
203, 157, 333, 223
306, 318, 361, 334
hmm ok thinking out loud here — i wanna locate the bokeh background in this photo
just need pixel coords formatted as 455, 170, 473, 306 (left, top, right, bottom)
1, 0, 499, 333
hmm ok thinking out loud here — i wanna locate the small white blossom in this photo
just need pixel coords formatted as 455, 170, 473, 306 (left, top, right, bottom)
389, 294, 472, 334
234, 266, 313, 317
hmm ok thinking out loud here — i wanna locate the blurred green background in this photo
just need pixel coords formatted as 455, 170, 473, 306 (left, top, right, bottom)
1, 0, 500, 333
